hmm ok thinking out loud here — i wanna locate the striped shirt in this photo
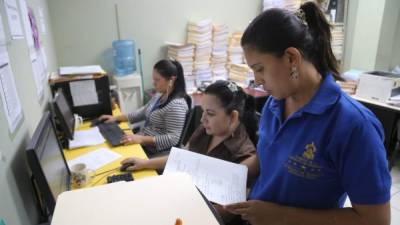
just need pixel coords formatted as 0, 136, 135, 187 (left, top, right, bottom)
127, 94, 188, 152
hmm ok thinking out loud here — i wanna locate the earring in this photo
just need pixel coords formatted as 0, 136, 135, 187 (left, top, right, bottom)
290, 66, 299, 79
230, 125, 235, 138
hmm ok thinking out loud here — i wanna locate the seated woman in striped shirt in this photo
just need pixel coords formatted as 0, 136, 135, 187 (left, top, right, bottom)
99, 59, 189, 155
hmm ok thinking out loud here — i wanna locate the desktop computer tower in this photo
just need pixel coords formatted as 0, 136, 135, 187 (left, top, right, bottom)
50, 75, 112, 120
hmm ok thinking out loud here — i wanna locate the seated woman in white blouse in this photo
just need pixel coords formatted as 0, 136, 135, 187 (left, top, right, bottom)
99, 59, 189, 155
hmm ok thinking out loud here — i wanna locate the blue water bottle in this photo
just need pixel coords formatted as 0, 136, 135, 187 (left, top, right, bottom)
113, 40, 137, 76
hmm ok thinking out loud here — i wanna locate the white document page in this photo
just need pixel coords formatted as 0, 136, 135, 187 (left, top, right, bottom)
69, 80, 98, 106
18, 0, 34, 50
68, 127, 105, 149
0, 46, 7, 68
59, 65, 104, 75
31, 58, 44, 98
38, 7, 46, 34
0, 14, 8, 66
164, 147, 248, 205
4, 0, 24, 39
19, 0, 43, 96
35, 51, 46, 82
389, 94, 400, 101
0, 12, 6, 46
40, 47, 48, 71
0, 63, 23, 133
67, 148, 121, 171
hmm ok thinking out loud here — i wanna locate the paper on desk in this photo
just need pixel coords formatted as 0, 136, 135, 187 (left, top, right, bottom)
59, 65, 104, 75
68, 127, 105, 149
389, 94, 400, 101
164, 147, 248, 205
69, 79, 98, 106
67, 148, 121, 171
387, 95, 400, 106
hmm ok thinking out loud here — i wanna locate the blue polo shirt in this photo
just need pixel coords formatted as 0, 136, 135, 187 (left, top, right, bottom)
249, 74, 391, 209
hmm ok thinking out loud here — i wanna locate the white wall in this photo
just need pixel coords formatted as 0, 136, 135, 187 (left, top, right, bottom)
48, 0, 262, 89
342, 0, 358, 71
390, 11, 400, 70
343, 0, 386, 71
48, 0, 400, 82
343, 0, 400, 72
375, 0, 400, 71
0, 0, 58, 224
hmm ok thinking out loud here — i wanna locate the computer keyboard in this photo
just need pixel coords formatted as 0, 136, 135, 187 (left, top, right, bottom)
97, 122, 125, 147
107, 173, 134, 183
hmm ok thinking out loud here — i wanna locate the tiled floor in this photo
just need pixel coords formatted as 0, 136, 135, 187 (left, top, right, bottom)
342, 161, 400, 224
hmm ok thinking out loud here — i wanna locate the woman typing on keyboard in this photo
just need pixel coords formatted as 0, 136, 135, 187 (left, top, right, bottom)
99, 59, 189, 155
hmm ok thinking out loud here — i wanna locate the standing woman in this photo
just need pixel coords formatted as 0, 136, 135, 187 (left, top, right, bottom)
100, 59, 189, 155
225, 2, 391, 225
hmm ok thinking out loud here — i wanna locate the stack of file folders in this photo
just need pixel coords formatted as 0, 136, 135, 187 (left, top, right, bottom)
166, 42, 196, 93
211, 24, 229, 81
336, 80, 357, 95
187, 19, 213, 86
331, 23, 345, 61
229, 64, 254, 87
228, 32, 244, 68
263, 0, 302, 12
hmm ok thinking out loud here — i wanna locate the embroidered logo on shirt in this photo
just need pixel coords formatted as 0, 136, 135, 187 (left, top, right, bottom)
302, 143, 316, 160
284, 142, 323, 180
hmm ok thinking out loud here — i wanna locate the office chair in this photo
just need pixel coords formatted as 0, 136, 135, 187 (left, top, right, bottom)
177, 108, 193, 146
177, 95, 194, 146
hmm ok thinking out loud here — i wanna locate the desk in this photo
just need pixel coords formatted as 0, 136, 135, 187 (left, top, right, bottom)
352, 95, 400, 168
51, 174, 223, 225
63, 107, 157, 188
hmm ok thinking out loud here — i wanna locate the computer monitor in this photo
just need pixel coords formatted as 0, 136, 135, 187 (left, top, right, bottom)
53, 89, 75, 140
26, 111, 71, 218
50, 75, 112, 120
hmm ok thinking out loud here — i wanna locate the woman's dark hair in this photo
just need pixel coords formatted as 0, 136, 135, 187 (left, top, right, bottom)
153, 59, 188, 108
241, 1, 341, 80
205, 80, 258, 145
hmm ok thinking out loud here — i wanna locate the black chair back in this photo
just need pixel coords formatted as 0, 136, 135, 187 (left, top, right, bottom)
177, 95, 193, 147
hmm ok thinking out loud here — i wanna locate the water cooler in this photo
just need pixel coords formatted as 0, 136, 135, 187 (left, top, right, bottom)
112, 40, 143, 114
112, 73, 143, 114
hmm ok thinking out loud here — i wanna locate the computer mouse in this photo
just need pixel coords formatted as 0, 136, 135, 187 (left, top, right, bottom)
120, 163, 134, 172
